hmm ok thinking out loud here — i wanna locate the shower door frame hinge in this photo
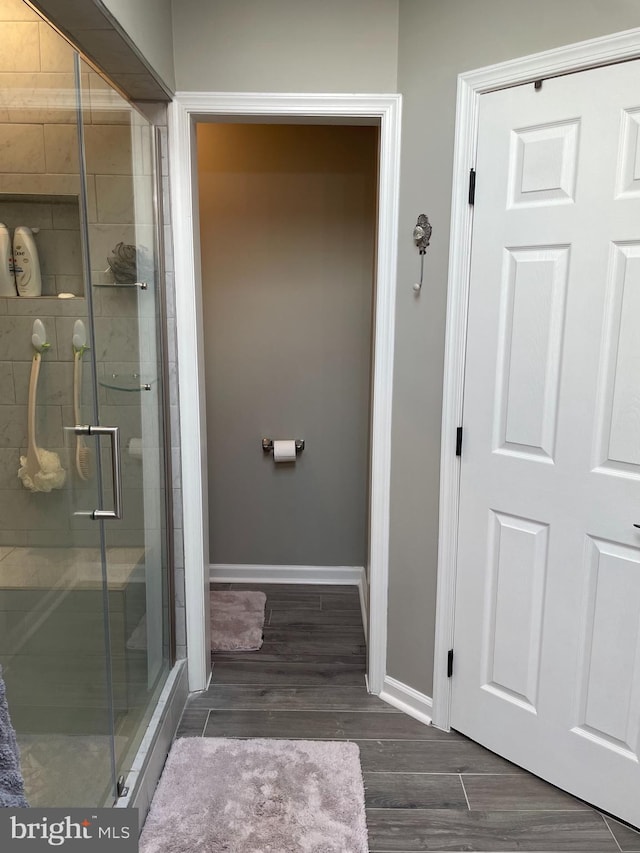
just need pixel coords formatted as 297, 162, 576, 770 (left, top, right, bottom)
456, 426, 463, 457
468, 168, 476, 204
447, 649, 454, 678
116, 775, 129, 799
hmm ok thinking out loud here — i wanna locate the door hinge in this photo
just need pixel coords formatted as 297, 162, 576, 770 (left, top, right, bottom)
456, 426, 463, 457
116, 775, 129, 799
447, 649, 454, 678
468, 168, 476, 204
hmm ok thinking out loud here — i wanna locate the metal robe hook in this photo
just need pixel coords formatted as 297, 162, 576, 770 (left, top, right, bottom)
412, 214, 432, 294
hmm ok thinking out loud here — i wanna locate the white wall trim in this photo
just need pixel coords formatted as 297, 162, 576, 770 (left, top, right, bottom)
433, 26, 640, 731
170, 92, 401, 696
211, 564, 369, 642
210, 563, 365, 585
379, 675, 433, 726
168, 98, 211, 692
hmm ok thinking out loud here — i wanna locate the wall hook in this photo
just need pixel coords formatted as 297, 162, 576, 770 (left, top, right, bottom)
412, 214, 432, 293
31, 319, 50, 352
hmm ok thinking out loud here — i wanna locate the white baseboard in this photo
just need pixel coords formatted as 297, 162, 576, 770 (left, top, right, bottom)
379, 675, 433, 726
210, 563, 364, 585
210, 563, 369, 641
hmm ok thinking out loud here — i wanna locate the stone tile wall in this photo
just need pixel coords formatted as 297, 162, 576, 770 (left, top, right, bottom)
0, 3, 143, 549
0, 0, 185, 658
0, 197, 83, 296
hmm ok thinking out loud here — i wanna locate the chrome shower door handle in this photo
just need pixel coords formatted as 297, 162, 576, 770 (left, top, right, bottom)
74, 425, 123, 520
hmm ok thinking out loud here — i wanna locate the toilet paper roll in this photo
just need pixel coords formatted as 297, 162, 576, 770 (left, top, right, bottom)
273, 439, 297, 462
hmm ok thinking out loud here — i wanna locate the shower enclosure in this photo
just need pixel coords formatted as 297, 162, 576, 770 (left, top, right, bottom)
0, 3, 173, 807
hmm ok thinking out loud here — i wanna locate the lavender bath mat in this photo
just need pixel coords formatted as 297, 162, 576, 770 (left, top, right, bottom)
140, 738, 369, 853
210, 590, 267, 651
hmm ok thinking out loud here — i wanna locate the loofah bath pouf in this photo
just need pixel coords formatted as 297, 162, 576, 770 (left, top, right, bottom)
18, 449, 66, 492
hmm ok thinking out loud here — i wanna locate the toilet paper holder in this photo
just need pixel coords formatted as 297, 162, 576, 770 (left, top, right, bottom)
262, 438, 305, 454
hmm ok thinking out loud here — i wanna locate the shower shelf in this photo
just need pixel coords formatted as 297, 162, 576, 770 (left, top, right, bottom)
99, 374, 156, 392
4, 295, 83, 300
93, 282, 148, 290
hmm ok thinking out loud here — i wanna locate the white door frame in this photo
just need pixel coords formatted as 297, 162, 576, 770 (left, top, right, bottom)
433, 27, 640, 731
168, 92, 402, 693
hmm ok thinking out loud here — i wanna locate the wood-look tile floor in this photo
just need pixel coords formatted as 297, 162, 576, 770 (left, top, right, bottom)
176, 583, 639, 852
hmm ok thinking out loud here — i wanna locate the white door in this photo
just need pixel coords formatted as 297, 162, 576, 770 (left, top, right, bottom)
453, 59, 640, 826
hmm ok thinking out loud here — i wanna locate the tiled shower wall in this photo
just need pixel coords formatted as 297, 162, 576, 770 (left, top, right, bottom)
0, 2, 143, 548
0, 197, 83, 296
0, 0, 186, 656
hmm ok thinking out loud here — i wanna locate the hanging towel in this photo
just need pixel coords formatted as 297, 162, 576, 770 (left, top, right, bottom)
0, 665, 28, 807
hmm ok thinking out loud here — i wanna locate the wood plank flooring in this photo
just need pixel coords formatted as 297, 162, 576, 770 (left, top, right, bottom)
175, 583, 639, 852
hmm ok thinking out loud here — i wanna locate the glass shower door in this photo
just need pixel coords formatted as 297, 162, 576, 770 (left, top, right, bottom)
0, 28, 116, 807
0, 3, 172, 805
77, 60, 171, 790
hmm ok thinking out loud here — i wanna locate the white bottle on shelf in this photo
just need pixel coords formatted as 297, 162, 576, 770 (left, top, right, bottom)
13, 226, 42, 297
0, 223, 16, 296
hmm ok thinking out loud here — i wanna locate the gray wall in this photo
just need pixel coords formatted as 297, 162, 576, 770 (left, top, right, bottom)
135, 0, 640, 696
100, 0, 175, 91
197, 123, 378, 567
172, 0, 399, 92
389, 0, 640, 696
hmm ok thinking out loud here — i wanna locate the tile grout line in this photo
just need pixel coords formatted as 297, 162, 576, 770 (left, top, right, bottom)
365, 805, 605, 813
364, 770, 525, 776
602, 814, 624, 853
199, 707, 401, 713
209, 682, 370, 689
365, 804, 600, 812
200, 710, 210, 737
201, 709, 401, 714
200, 735, 456, 743
208, 681, 368, 686
268, 623, 364, 627
459, 774, 471, 811
365, 806, 592, 812
200, 736, 452, 742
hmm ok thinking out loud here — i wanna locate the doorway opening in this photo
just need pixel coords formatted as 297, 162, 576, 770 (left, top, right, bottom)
195, 120, 378, 679
169, 94, 402, 695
